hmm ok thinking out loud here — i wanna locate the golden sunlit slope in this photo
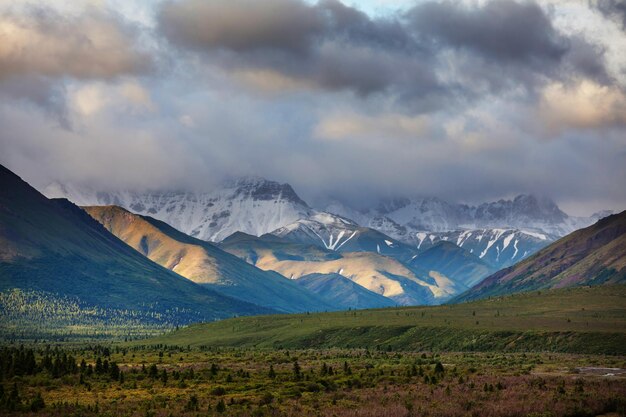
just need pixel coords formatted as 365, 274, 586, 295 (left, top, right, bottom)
84, 206, 332, 313
219, 233, 462, 305
85, 206, 217, 283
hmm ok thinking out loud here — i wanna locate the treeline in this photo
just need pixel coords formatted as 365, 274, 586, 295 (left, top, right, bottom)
0, 345, 123, 412
0, 289, 193, 341
0, 345, 82, 381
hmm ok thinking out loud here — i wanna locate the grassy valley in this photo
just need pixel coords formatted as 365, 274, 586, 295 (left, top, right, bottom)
150, 285, 626, 355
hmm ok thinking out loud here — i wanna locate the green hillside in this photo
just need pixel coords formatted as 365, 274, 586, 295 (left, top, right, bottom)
148, 285, 626, 354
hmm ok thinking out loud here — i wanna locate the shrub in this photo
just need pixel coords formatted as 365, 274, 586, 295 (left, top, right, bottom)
30, 392, 45, 412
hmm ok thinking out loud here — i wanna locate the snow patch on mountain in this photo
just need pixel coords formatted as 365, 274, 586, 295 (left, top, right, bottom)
415, 229, 556, 269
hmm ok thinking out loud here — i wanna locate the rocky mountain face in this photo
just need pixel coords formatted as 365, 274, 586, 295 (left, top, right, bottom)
413, 229, 556, 269
455, 211, 626, 302
271, 212, 418, 263
326, 194, 610, 269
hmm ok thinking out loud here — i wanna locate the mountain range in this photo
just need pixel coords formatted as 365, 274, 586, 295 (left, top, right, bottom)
0, 165, 272, 325
326, 194, 606, 238
1, 163, 624, 334
44, 179, 607, 273
41, 176, 617, 306
44, 178, 312, 243
219, 232, 465, 305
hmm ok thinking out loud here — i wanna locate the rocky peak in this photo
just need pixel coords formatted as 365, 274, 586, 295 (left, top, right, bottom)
231, 177, 309, 207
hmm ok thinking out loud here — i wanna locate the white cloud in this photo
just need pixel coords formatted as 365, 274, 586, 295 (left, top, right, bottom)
538, 79, 626, 135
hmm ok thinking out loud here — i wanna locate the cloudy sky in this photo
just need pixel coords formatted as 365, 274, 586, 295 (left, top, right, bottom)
0, 0, 625, 215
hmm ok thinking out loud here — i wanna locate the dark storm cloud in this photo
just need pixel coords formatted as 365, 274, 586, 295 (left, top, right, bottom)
159, 0, 323, 55
407, 0, 567, 64
563, 36, 610, 84
158, 0, 611, 109
158, 0, 438, 97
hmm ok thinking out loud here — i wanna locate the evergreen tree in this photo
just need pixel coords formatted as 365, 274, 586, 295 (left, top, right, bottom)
434, 362, 445, 375
148, 364, 159, 379
95, 358, 103, 374
109, 362, 120, 380
293, 361, 301, 380
320, 363, 328, 376
344, 361, 352, 375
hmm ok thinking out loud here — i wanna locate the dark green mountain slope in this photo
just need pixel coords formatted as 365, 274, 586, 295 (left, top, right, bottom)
296, 273, 397, 310
0, 164, 271, 324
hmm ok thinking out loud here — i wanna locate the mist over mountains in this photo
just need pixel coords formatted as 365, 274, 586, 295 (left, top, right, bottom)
44, 178, 605, 240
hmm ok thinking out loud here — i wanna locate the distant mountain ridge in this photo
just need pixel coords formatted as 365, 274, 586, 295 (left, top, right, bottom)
45, 179, 612, 275
455, 210, 626, 302
218, 232, 464, 306
44, 177, 314, 243
45, 181, 604, 245
412, 229, 556, 269
326, 194, 605, 240
271, 212, 419, 263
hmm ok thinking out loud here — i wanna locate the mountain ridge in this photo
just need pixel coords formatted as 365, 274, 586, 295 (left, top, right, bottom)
83, 205, 333, 313
455, 210, 626, 302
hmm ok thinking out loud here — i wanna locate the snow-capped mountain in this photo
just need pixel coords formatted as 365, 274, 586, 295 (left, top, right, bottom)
271, 212, 360, 251
46, 177, 611, 273
414, 229, 556, 269
270, 212, 418, 263
326, 194, 598, 240
43, 177, 314, 242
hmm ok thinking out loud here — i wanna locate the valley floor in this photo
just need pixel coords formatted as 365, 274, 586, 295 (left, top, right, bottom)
0, 346, 625, 417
